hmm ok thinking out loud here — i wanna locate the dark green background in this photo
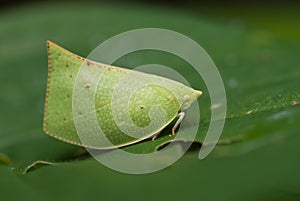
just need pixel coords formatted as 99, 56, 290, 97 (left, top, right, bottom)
0, 1, 300, 201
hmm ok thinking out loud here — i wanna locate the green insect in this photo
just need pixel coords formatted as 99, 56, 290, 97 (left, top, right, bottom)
43, 41, 202, 149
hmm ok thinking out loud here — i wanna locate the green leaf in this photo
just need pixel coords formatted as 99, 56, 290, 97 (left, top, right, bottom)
0, 3, 299, 201
1, 2, 299, 165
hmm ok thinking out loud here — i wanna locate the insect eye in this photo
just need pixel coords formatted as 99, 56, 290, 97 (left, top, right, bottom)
184, 95, 190, 101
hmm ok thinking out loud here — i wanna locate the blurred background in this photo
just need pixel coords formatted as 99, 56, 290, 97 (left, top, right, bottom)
0, 0, 300, 201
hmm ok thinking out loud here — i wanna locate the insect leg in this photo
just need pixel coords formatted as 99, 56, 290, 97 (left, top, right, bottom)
152, 112, 185, 141
171, 112, 185, 136
151, 130, 162, 141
